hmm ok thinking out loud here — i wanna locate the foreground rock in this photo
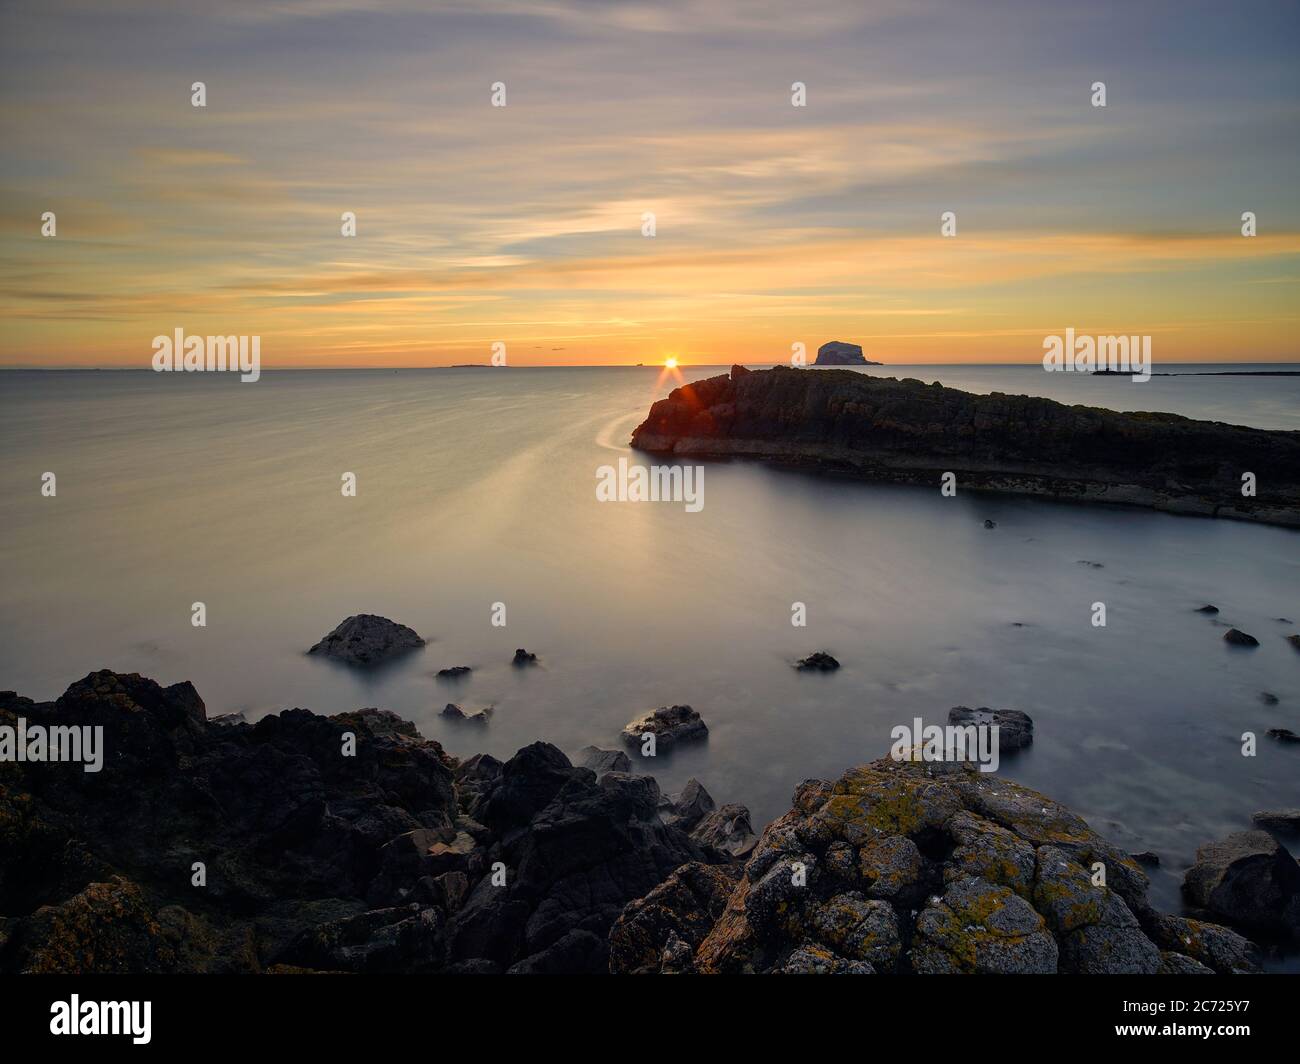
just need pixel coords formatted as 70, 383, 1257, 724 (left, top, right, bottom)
308, 614, 425, 665
611, 757, 1260, 974
1223, 628, 1259, 647
1182, 831, 1300, 940
0, 671, 734, 974
948, 706, 1034, 752
629, 366, 1300, 527
621, 705, 708, 751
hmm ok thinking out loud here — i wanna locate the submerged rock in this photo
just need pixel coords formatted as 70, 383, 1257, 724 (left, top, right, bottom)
1266, 727, 1299, 744
795, 651, 840, 672
1223, 628, 1259, 647
436, 666, 472, 679
620, 705, 708, 751
511, 648, 538, 667
947, 706, 1034, 752
308, 614, 425, 665
1195, 604, 1220, 614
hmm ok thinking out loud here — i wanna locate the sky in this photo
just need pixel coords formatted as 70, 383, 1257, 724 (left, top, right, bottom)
2, 0, 1298, 368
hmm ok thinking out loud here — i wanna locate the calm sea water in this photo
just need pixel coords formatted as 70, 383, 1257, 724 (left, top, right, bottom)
2, 364, 1298, 946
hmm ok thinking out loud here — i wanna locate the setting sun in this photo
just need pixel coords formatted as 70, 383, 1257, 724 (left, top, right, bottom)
664, 357, 678, 369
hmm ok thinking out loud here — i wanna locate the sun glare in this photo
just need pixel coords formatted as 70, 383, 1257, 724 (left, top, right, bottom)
664, 357, 678, 369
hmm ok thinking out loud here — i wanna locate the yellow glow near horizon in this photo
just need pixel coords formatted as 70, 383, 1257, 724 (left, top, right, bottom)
664, 357, 678, 369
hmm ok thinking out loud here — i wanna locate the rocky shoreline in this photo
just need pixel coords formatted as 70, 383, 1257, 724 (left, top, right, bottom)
3, 670, 1296, 974
630, 366, 1300, 526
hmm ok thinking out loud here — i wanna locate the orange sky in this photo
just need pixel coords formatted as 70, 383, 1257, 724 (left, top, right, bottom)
3, 1, 1298, 367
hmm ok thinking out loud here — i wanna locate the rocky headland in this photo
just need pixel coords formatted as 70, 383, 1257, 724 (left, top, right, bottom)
629, 366, 1300, 526
1, 671, 1294, 974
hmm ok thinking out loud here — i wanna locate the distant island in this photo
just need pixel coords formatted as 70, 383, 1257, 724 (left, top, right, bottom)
631, 365, 1300, 527
814, 341, 881, 366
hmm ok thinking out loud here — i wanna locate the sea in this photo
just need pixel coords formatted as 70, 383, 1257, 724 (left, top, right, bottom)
2, 362, 1297, 954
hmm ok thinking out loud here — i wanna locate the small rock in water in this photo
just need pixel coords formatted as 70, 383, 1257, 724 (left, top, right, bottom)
620, 705, 708, 750
1260, 691, 1280, 706
1288, 634, 1300, 653
983, 519, 996, 529
1223, 628, 1259, 647
795, 651, 840, 672
308, 614, 425, 665
512, 648, 539, 667
441, 703, 492, 724
1195, 604, 1220, 614
1077, 560, 1104, 569
948, 706, 1034, 751
437, 665, 472, 679
1252, 809, 1300, 834
575, 746, 630, 776
1266, 727, 1299, 744
1131, 851, 1160, 867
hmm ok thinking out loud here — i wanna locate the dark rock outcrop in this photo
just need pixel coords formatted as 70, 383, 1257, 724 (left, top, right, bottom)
436, 666, 472, 679
795, 651, 840, 672
614, 757, 1260, 975
308, 614, 425, 665
629, 366, 1300, 526
620, 705, 708, 751
440, 703, 492, 724
512, 649, 538, 667
948, 706, 1034, 752
1182, 831, 1300, 939
1223, 628, 1259, 647
0, 672, 730, 975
